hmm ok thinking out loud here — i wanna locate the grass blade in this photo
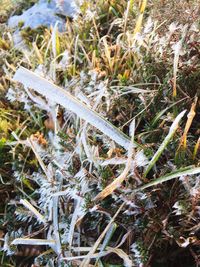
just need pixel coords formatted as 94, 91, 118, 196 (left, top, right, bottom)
95, 223, 117, 264
124, 0, 135, 32
144, 110, 186, 177
20, 199, 46, 224
133, 0, 148, 36
12, 238, 56, 246
178, 97, 197, 150
193, 137, 200, 160
13, 67, 136, 150
80, 203, 125, 267
151, 97, 187, 127
94, 121, 136, 201
172, 24, 188, 97
136, 166, 200, 191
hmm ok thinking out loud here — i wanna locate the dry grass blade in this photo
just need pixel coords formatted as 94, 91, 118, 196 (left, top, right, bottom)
73, 35, 79, 75
64, 246, 132, 266
123, 0, 134, 32
13, 67, 134, 150
28, 137, 50, 180
80, 202, 125, 267
105, 247, 133, 267
94, 223, 117, 265
63, 251, 110, 261
102, 37, 113, 72
133, 0, 148, 36
51, 22, 60, 58
94, 121, 135, 202
94, 147, 134, 201
177, 97, 197, 150
32, 42, 43, 64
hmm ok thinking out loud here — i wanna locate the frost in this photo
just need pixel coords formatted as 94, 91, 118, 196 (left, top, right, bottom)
1, 230, 23, 256
179, 175, 200, 197
144, 17, 153, 34
8, 0, 78, 31
129, 119, 135, 137
6, 88, 16, 102
173, 201, 186, 215
85, 9, 97, 22
169, 22, 179, 33
13, 67, 133, 150
57, 50, 71, 69
130, 243, 143, 267
101, 150, 148, 168
6, 87, 31, 110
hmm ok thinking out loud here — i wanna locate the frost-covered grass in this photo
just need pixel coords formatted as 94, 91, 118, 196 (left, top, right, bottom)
0, 0, 200, 266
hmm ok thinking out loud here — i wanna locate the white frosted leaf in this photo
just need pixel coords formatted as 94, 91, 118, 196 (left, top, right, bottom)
129, 119, 135, 137
12, 238, 56, 246
13, 67, 135, 150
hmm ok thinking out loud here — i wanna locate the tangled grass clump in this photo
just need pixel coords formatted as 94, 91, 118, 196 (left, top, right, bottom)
0, 0, 200, 266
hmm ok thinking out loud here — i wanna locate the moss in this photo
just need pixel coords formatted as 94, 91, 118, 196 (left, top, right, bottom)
18, 20, 24, 29
20, 26, 46, 47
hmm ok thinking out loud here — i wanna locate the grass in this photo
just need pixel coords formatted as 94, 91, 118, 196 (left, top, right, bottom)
0, 0, 200, 266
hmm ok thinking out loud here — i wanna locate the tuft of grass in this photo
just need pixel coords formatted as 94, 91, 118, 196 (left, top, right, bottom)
0, 0, 200, 266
